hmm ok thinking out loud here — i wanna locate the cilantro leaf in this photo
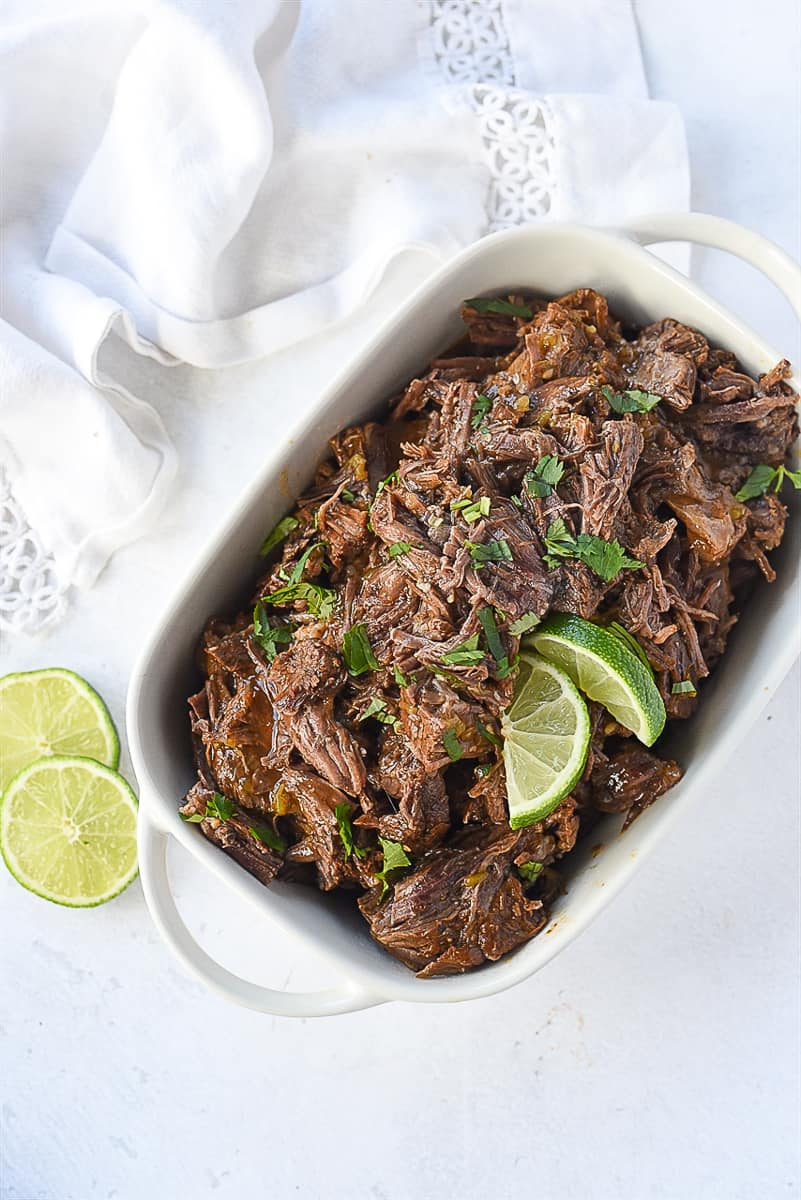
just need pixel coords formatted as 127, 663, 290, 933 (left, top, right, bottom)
335, 803, 367, 860
525, 454, 564, 498
477, 605, 516, 679
388, 541, 412, 558
735, 462, 801, 502
464, 297, 533, 319
374, 470, 399, 498
477, 720, 501, 748
248, 823, 287, 853
508, 612, 541, 636
342, 622, 380, 676
288, 541, 325, 585
518, 861, 544, 883
260, 581, 337, 620
181, 793, 236, 824
574, 535, 642, 582
543, 521, 642, 582
470, 394, 493, 430
442, 727, 464, 762
392, 664, 409, 687
466, 538, 513, 566
375, 837, 412, 900
440, 633, 484, 666
252, 600, 294, 661
259, 515, 299, 557
601, 385, 662, 413
359, 696, 398, 727
477, 605, 505, 661
672, 680, 697, 696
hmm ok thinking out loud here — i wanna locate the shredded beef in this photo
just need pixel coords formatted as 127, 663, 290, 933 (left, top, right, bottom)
181, 288, 797, 977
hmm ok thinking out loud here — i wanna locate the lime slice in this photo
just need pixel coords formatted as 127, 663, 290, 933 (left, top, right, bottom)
0, 756, 138, 906
501, 652, 591, 829
0, 669, 119, 794
528, 614, 666, 746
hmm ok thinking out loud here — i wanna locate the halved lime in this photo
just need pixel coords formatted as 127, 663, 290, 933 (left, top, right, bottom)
528, 614, 666, 746
0, 669, 119, 794
0, 756, 138, 906
502, 652, 591, 828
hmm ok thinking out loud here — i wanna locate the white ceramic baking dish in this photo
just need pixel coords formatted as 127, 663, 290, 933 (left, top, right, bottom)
127, 213, 801, 1017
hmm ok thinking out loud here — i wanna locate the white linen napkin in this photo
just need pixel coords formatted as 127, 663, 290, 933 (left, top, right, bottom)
0, 0, 689, 633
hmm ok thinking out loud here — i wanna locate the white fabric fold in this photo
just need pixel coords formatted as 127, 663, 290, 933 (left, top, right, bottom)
0, 0, 690, 632
0, 319, 175, 592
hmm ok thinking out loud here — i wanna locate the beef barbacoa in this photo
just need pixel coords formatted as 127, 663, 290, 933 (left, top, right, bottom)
181, 288, 798, 977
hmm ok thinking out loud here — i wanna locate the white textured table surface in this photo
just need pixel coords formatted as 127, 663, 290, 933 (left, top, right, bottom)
2, 3, 800, 1198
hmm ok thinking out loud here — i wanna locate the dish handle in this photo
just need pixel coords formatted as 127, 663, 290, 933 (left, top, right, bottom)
618, 212, 801, 323
138, 810, 385, 1017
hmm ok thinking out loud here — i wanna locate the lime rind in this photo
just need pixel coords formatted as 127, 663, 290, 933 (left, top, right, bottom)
502, 653, 591, 829
0, 755, 138, 908
528, 614, 666, 746
0, 668, 120, 793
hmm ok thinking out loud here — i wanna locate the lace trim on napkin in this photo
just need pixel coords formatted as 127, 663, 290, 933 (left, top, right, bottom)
0, 471, 67, 636
423, 0, 558, 227
426, 0, 515, 86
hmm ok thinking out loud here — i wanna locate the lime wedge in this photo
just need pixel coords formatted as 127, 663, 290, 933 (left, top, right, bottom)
501, 652, 591, 828
0, 756, 138, 906
0, 669, 119, 794
528, 614, 666, 746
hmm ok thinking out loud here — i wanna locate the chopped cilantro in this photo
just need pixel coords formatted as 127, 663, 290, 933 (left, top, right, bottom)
392, 664, 409, 687
359, 696, 398, 727
375, 837, 411, 900
464, 297, 534, 319
374, 470, 399, 499
181, 792, 236, 823
525, 454, 564, 498
388, 541, 412, 557
252, 600, 294, 661
335, 803, 367, 860
518, 861, 544, 883
440, 633, 484, 666
470, 393, 493, 430
508, 612, 541, 636
601, 384, 662, 413
477, 606, 514, 680
477, 721, 501, 748
248, 823, 287, 853
442, 727, 464, 762
672, 680, 697, 696
288, 541, 325, 585
258, 515, 299, 557
543, 518, 643, 582
466, 538, 513, 566
342, 622, 380, 676
735, 462, 801, 502
260, 580, 337, 620
460, 496, 492, 523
